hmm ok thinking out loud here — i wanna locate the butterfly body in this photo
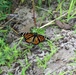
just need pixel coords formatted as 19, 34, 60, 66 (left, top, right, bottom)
24, 33, 45, 45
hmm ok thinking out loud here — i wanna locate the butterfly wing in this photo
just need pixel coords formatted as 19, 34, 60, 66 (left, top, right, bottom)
37, 35, 45, 42
32, 34, 45, 45
32, 37, 40, 45
24, 33, 45, 45
24, 33, 34, 39
24, 33, 34, 43
25, 37, 34, 43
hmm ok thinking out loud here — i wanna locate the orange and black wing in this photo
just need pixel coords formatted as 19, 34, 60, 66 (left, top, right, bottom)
24, 33, 34, 43
32, 36, 40, 45
24, 33, 45, 45
32, 34, 45, 45
37, 35, 45, 42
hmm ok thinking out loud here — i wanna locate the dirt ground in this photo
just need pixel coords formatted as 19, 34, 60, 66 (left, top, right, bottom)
1, 5, 76, 75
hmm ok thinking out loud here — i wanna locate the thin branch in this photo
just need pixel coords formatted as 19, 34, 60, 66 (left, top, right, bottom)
40, 8, 76, 28
0, 14, 18, 28
40, 12, 68, 28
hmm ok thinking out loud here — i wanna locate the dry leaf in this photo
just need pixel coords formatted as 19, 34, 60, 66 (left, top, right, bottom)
55, 20, 73, 29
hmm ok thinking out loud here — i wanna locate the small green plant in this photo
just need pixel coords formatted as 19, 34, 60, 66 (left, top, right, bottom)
0, 68, 3, 74
37, 40, 58, 69
21, 44, 33, 58
0, 37, 23, 66
56, 0, 64, 16
0, 0, 12, 20
56, 0, 76, 22
31, 27, 45, 35
20, 0, 25, 4
8, 72, 14, 75
20, 57, 31, 75
38, 0, 42, 7
58, 71, 67, 75
67, 0, 76, 21
37, 0, 52, 7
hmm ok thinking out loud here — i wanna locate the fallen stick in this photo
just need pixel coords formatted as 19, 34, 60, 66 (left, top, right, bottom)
40, 12, 68, 28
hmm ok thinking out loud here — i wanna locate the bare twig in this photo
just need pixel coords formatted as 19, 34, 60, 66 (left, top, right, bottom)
0, 14, 18, 29
40, 8, 76, 28
40, 12, 68, 28
36, 6, 50, 12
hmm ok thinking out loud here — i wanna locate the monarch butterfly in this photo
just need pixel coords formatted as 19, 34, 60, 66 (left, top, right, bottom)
23, 33, 45, 45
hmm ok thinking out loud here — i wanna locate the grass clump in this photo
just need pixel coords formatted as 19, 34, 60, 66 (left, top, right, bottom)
0, 38, 20, 66
37, 40, 58, 69
56, 0, 76, 22
21, 57, 31, 75
0, 0, 12, 20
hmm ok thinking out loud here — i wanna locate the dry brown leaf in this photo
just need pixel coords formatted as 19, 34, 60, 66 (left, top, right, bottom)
55, 20, 73, 29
